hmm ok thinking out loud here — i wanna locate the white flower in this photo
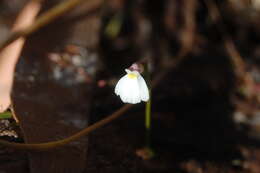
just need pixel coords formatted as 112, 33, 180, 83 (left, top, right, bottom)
115, 69, 149, 104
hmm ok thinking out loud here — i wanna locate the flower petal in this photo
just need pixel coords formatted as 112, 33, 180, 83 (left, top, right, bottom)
115, 75, 141, 104
115, 70, 150, 104
115, 75, 127, 96
122, 78, 141, 104
138, 75, 149, 102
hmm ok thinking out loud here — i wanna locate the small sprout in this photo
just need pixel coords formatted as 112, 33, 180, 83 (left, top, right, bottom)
115, 69, 149, 104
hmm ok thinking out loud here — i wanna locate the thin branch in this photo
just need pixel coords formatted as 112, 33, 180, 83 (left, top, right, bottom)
179, 0, 197, 57
205, 0, 246, 79
0, 0, 103, 51
0, 104, 133, 151
205, 0, 260, 105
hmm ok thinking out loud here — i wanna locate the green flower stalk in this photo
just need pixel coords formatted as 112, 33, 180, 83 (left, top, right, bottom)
114, 62, 154, 158
144, 63, 154, 158
145, 90, 151, 147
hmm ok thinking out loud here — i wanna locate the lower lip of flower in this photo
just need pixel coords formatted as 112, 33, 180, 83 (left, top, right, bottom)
127, 73, 137, 79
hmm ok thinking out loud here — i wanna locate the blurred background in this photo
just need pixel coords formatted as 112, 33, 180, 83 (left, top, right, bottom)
0, 0, 260, 172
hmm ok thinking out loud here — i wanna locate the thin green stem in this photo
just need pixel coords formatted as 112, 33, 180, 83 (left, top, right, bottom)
145, 90, 151, 148
144, 62, 152, 149
145, 92, 151, 129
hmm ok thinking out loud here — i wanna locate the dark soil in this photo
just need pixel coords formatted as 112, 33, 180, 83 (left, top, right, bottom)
1, 101, 260, 173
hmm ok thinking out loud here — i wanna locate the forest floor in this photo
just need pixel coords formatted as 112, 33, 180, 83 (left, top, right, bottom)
0, 104, 260, 173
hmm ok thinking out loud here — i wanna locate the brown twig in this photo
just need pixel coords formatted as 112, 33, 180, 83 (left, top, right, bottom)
205, 1, 258, 106
179, 0, 197, 57
0, 104, 133, 151
0, 0, 103, 51
205, 0, 246, 81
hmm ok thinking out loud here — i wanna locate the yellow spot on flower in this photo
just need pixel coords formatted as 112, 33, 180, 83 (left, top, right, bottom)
127, 73, 137, 79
